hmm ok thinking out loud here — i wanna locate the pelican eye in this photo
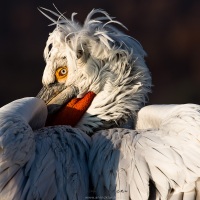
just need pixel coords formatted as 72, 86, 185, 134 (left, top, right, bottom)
55, 66, 68, 81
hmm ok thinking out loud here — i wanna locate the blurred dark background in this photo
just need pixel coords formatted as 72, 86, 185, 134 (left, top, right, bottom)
0, 0, 200, 107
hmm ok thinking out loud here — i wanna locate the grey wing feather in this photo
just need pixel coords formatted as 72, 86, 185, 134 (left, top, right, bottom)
89, 129, 150, 200
0, 97, 90, 200
90, 130, 200, 200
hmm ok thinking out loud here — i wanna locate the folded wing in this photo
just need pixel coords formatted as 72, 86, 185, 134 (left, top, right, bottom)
89, 104, 200, 200
0, 97, 90, 200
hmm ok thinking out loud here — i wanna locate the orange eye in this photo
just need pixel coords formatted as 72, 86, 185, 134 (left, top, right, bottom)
55, 66, 68, 81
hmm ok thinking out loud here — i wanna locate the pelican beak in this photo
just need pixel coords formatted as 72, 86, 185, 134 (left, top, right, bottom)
37, 84, 96, 127
37, 83, 79, 114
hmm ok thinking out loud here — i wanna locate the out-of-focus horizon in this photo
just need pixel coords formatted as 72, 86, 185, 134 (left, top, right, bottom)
0, 0, 200, 107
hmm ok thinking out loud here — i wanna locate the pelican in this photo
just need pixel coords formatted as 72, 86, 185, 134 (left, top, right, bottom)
0, 8, 200, 200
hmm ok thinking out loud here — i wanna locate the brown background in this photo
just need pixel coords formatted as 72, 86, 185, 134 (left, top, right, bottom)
0, 0, 200, 107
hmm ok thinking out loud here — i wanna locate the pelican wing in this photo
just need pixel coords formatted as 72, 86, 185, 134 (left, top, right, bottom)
0, 97, 90, 200
89, 104, 200, 200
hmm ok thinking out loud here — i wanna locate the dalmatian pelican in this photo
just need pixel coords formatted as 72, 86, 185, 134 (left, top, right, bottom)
0, 7, 200, 200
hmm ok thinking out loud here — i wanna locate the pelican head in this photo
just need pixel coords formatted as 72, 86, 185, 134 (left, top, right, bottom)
37, 8, 151, 134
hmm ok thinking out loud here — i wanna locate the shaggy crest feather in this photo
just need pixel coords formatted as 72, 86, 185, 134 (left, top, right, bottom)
40, 7, 151, 133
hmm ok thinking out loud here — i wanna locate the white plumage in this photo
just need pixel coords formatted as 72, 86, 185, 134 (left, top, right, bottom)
0, 8, 200, 200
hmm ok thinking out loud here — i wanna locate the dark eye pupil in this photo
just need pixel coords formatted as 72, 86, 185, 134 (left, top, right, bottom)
60, 69, 66, 75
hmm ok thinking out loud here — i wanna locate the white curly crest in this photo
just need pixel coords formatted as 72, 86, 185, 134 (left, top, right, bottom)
40, 7, 152, 133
